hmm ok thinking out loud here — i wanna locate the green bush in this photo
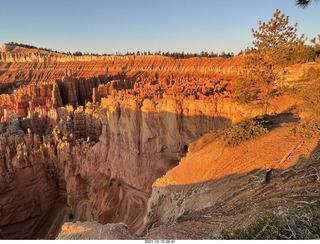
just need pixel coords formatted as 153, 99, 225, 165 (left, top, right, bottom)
290, 121, 320, 137
218, 116, 269, 147
220, 201, 320, 240
189, 116, 269, 153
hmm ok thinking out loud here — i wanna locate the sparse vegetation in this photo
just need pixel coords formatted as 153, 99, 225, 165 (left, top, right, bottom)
289, 121, 320, 137
7, 41, 57, 53
6, 42, 236, 59
289, 67, 320, 137
121, 50, 235, 59
297, 68, 320, 120
220, 116, 269, 147
220, 200, 320, 240
189, 116, 269, 153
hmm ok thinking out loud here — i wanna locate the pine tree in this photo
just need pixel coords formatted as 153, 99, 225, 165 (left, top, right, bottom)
295, 0, 319, 8
234, 9, 306, 114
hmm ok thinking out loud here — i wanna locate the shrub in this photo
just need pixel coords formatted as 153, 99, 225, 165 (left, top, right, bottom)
219, 116, 269, 147
189, 116, 269, 153
296, 68, 320, 121
289, 121, 320, 137
220, 201, 320, 240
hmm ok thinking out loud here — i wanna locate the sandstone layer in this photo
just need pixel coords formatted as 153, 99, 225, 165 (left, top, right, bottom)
144, 114, 320, 238
57, 221, 132, 240
0, 43, 318, 239
153, 113, 311, 187
0, 44, 242, 86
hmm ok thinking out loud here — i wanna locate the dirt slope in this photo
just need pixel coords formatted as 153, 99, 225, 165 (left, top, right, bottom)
143, 113, 320, 239
154, 113, 316, 186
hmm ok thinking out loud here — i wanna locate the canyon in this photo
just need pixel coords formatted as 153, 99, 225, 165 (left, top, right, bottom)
0, 43, 319, 239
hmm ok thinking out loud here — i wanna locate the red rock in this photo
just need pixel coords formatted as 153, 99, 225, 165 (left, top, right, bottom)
0, 44, 319, 239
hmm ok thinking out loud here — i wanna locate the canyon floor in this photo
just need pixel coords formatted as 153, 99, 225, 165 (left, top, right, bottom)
1, 43, 320, 239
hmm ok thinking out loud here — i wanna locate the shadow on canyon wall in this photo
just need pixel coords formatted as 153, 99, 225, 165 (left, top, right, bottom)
145, 139, 320, 236
0, 106, 232, 239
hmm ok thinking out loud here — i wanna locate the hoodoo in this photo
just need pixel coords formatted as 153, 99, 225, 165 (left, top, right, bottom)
0, 39, 320, 240
1, 0, 320, 239
0, 44, 251, 239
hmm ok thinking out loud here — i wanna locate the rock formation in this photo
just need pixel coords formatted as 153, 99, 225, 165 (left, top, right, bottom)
143, 117, 320, 238
0, 83, 62, 123
57, 221, 132, 240
0, 43, 318, 239
0, 44, 243, 84
0, 114, 60, 238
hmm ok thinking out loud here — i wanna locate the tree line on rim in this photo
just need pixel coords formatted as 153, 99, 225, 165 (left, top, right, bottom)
4, 0, 318, 59
4, 42, 236, 59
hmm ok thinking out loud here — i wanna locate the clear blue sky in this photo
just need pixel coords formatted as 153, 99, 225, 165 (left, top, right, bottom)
0, 0, 319, 55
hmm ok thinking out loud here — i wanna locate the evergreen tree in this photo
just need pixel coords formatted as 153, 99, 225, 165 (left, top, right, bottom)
295, 0, 319, 8
233, 9, 306, 114
220, 52, 226, 58
238, 50, 244, 55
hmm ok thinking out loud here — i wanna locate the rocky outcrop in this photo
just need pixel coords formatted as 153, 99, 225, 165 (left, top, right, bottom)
0, 83, 62, 123
0, 44, 318, 239
53, 95, 297, 233
55, 69, 107, 107
0, 44, 243, 85
57, 221, 132, 240
0, 114, 60, 239
144, 118, 320, 235
0, 75, 102, 123
0, 92, 298, 239
1, 44, 16, 53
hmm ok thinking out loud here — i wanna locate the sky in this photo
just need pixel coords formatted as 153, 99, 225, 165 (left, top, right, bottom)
0, 0, 319, 55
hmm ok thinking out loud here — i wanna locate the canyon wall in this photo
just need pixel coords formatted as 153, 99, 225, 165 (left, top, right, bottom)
0, 83, 62, 122
0, 44, 242, 85
0, 114, 61, 238
144, 133, 320, 235
0, 44, 243, 125
0, 44, 312, 239
0, 95, 296, 239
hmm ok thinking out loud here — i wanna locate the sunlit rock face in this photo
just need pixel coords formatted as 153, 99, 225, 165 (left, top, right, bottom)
56, 221, 132, 240
0, 44, 312, 239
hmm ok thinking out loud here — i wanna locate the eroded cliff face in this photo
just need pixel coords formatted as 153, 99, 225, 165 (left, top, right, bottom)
143, 114, 320, 237
0, 45, 242, 85
0, 83, 62, 122
0, 114, 60, 238
0, 44, 314, 239
0, 44, 243, 125
0, 96, 297, 239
